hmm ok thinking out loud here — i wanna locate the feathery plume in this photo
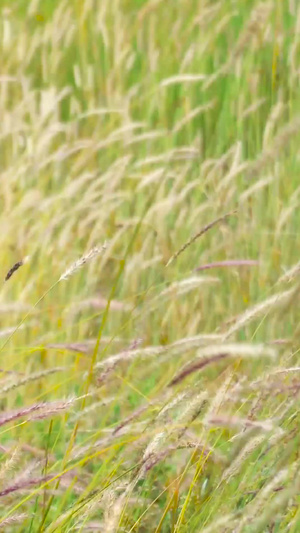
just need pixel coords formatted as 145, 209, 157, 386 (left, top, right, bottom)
278, 260, 300, 283
195, 259, 258, 272
0, 398, 75, 428
0, 367, 66, 395
166, 211, 236, 266
59, 243, 107, 282
170, 343, 276, 387
0, 514, 28, 527
224, 288, 295, 339
0, 474, 55, 497
0, 447, 20, 484
221, 434, 266, 483
169, 353, 228, 386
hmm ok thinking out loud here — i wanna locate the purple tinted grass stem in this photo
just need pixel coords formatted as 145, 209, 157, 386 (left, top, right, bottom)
195, 260, 259, 272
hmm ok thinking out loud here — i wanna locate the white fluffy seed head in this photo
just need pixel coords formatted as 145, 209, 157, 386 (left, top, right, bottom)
59, 242, 107, 282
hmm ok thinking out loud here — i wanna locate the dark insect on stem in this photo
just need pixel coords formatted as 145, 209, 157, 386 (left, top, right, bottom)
5, 260, 24, 282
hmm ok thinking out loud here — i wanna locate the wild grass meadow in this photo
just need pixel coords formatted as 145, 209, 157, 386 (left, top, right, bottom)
0, 0, 300, 531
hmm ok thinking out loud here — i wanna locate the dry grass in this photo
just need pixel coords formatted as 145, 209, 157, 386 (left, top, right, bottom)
0, 0, 300, 531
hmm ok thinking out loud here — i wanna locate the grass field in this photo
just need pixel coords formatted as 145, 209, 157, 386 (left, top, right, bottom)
0, 0, 300, 531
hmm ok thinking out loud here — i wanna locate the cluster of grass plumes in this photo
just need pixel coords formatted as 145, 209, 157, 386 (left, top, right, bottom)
0, 0, 300, 530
